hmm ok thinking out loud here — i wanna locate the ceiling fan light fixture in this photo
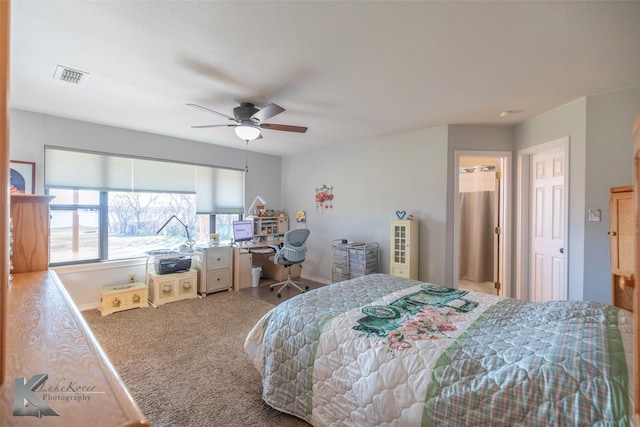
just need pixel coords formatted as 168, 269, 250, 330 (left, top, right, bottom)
500, 109, 523, 118
235, 125, 261, 141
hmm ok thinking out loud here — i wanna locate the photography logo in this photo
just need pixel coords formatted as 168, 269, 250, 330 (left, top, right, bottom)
13, 373, 60, 417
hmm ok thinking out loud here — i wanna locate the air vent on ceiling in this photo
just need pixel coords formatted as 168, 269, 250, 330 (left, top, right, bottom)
53, 65, 90, 85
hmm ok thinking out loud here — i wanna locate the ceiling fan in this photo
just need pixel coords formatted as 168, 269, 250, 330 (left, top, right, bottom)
187, 102, 308, 141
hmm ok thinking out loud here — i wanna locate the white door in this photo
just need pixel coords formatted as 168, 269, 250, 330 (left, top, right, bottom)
530, 147, 566, 302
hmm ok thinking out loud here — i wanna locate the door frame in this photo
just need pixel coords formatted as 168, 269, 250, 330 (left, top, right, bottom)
453, 150, 512, 297
516, 136, 570, 301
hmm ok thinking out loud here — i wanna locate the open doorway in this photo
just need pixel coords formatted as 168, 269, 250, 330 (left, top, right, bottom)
453, 151, 511, 296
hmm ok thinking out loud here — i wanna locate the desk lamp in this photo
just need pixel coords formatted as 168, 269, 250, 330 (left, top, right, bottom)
156, 215, 195, 252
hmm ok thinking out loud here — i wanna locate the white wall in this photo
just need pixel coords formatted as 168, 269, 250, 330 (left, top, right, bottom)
514, 87, 640, 303
584, 87, 640, 303
10, 109, 282, 309
54, 259, 150, 310
281, 126, 450, 285
514, 98, 587, 301
281, 124, 514, 287
10, 109, 282, 202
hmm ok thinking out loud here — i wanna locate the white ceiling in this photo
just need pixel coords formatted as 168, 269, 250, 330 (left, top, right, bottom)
9, 1, 640, 157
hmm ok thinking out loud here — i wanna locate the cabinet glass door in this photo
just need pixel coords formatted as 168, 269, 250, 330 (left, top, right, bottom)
393, 225, 407, 264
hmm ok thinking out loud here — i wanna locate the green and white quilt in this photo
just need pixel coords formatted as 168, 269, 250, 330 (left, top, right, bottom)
245, 274, 634, 426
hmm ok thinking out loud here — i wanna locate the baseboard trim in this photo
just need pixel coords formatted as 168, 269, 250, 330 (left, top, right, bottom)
301, 274, 331, 285
78, 302, 100, 312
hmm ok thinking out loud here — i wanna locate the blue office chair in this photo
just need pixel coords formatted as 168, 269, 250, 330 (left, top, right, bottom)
269, 228, 311, 298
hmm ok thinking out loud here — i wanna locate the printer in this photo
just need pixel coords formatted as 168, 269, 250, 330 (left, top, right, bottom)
147, 249, 192, 275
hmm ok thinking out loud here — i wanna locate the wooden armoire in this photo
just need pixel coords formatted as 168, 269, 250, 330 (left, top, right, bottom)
608, 185, 634, 311
10, 194, 54, 273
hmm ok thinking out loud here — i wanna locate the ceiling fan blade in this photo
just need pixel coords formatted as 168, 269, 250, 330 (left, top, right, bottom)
179, 57, 254, 93
252, 103, 285, 123
186, 103, 236, 121
191, 124, 237, 129
259, 123, 308, 133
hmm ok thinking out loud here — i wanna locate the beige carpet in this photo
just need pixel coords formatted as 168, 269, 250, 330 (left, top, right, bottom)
83, 291, 309, 427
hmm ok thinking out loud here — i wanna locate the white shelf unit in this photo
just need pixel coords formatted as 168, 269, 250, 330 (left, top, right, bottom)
248, 216, 288, 242
332, 240, 379, 283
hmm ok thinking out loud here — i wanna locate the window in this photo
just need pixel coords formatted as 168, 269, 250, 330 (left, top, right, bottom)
49, 189, 101, 263
45, 146, 244, 265
49, 189, 241, 264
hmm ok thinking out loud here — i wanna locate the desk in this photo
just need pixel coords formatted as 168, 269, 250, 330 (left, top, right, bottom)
232, 241, 301, 290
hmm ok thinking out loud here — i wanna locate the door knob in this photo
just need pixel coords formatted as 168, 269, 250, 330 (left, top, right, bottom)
619, 274, 635, 290
559, 248, 564, 254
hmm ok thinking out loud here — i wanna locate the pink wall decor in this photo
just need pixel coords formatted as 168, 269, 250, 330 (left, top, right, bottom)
315, 184, 334, 213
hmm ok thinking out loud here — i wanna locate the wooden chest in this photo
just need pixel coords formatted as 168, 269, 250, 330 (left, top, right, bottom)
99, 282, 148, 316
147, 269, 198, 306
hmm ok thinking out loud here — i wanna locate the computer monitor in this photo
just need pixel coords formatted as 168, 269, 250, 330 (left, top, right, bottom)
232, 220, 253, 243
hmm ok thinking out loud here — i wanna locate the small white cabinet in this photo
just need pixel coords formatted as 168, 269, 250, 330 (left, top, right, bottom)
390, 220, 419, 279
147, 270, 198, 306
195, 246, 232, 295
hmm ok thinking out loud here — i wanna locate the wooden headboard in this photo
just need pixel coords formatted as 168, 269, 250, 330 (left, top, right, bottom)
633, 111, 640, 424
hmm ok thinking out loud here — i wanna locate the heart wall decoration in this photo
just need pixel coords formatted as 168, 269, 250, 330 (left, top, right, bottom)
395, 210, 406, 220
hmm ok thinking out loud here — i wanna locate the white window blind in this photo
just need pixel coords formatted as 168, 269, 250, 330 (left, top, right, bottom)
45, 146, 244, 214
45, 147, 133, 191
195, 165, 244, 214
132, 158, 195, 193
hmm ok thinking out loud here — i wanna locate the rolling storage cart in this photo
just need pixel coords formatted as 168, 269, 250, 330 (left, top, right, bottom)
332, 240, 379, 283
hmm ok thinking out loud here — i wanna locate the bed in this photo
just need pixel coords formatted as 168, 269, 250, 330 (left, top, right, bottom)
245, 273, 634, 426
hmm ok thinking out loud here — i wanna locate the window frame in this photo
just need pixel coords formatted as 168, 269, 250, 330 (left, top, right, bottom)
48, 188, 242, 267
48, 191, 104, 265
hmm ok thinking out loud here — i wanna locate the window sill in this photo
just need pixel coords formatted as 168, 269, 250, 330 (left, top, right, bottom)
52, 257, 148, 274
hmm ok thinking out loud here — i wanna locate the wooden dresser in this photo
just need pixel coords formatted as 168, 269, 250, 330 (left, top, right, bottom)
608, 185, 634, 311
10, 194, 54, 273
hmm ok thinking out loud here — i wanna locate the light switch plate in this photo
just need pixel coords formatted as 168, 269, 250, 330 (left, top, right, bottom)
588, 208, 601, 222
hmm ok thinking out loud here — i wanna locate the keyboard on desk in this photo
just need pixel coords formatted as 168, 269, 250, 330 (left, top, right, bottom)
249, 248, 275, 254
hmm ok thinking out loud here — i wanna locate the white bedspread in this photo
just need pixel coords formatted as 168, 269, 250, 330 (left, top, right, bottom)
245, 274, 634, 426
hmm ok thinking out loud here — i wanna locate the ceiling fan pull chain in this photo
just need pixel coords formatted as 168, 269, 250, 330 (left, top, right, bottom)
245, 140, 249, 173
